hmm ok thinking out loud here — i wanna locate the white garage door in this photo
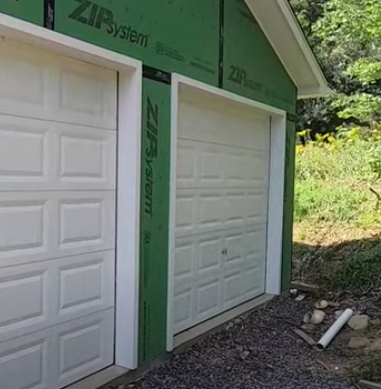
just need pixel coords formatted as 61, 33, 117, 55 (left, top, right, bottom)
0, 40, 117, 389
173, 90, 270, 334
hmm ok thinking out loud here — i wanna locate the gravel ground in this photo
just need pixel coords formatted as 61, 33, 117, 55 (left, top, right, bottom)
109, 298, 356, 389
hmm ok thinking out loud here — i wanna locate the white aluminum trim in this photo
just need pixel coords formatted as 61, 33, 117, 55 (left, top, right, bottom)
174, 74, 285, 116
265, 115, 287, 295
298, 86, 333, 100
0, 12, 141, 72
115, 69, 142, 370
0, 13, 142, 370
167, 74, 286, 351
166, 75, 180, 352
276, 0, 327, 88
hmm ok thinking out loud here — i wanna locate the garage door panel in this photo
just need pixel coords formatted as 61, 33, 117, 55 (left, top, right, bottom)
197, 191, 224, 231
58, 124, 116, 188
0, 310, 114, 389
174, 94, 270, 334
0, 39, 117, 130
57, 252, 115, 320
174, 239, 194, 280
179, 100, 270, 151
173, 288, 192, 333
0, 41, 48, 122
0, 39, 117, 387
176, 189, 268, 238
56, 57, 117, 130
0, 117, 49, 185
0, 191, 115, 268
222, 271, 243, 305
58, 193, 115, 251
194, 277, 220, 321
174, 226, 266, 333
0, 251, 114, 344
198, 237, 222, 274
225, 191, 267, 227
0, 269, 47, 342
0, 115, 116, 191
0, 336, 49, 389
0, 197, 49, 260
243, 228, 267, 257
56, 311, 113, 388
177, 139, 269, 190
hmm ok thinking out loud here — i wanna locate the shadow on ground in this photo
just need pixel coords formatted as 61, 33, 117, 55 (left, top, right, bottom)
293, 234, 381, 296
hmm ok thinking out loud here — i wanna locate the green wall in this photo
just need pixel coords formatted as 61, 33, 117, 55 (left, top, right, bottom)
139, 75, 171, 363
55, 0, 219, 86
0, 0, 297, 363
0, 0, 43, 25
223, 0, 297, 112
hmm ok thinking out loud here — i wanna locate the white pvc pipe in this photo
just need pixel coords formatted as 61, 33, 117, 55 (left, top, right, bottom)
317, 308, 354, 350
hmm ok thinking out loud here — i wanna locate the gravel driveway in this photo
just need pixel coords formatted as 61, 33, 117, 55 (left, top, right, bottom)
109, 298, 356, 389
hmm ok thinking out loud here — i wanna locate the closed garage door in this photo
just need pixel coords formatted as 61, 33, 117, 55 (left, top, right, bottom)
0, 40, 116, 389
173, 90, 270, 334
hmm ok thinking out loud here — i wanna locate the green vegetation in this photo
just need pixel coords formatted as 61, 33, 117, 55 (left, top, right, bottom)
291, 0, 381, 295
291, 1, 381, 383
348, 355, 381, 383
290, 0, 381, 133
293, 130, 381, 294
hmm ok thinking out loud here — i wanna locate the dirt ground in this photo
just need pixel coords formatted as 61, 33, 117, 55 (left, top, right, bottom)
107, 297, 360, 389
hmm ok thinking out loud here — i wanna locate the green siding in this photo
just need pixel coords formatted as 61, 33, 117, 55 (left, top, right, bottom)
223, 0, 297, 113
55, 0, 219, 86
0, 0, 299, 363
0, 0, 43, 25
282, 120, 297, 290
139, 77, 171, 363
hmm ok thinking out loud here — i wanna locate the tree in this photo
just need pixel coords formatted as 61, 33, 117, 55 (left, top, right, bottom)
290, 0, 381, 131
315, 0, 381, 125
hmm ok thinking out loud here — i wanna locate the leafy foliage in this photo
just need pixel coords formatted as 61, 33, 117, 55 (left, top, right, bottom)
290, 0, 381, 130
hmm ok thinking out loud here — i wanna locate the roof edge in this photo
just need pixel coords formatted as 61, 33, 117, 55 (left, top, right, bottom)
298, 86, 333, 100
244, 0, 329, 98
277, 0, 327, 92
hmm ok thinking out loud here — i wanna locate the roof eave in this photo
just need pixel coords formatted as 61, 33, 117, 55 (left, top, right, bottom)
244, 0, 329, 99
298, 86, 333, 100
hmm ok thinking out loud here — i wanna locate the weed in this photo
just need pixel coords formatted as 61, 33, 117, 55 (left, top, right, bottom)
348, 355, 381, 383
293, 127, 381, 294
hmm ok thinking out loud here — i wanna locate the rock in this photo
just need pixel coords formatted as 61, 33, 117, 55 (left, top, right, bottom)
301, 324, 316, 332
295, 293, 306, 301
335, 310, 344, 319
240, 350, 250, 360
370, 318, 381, 327
304, 310, 326, 324
290, 289, 299, 297
226, 322, 234, 330
370, 339, 381, 352
348, 315, 369, 331
315, 300, 329, 309
348, 337, 371, 349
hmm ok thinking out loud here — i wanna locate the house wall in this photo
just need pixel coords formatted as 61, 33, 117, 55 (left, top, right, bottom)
0, 0, 297, 364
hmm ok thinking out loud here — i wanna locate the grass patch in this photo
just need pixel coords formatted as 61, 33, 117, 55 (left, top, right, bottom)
348, 355, 381, 383
293, 131, 381, 294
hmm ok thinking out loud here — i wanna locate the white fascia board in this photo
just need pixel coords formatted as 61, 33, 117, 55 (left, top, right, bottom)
244, 0, 329, 98
298, 85, 333, 100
